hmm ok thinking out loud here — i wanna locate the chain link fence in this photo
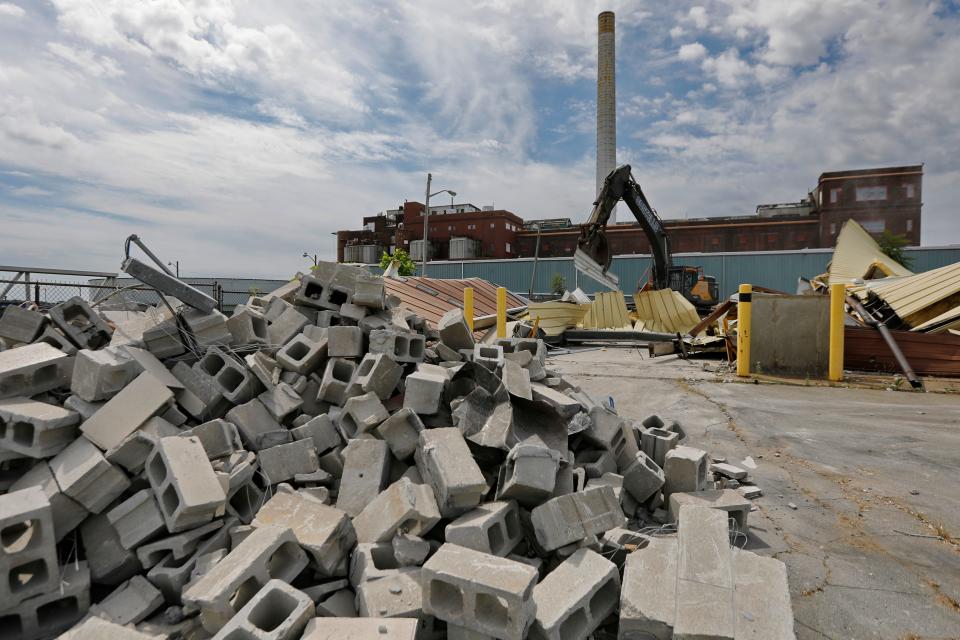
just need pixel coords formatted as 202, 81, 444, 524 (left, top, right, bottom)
0, 278, 222, 312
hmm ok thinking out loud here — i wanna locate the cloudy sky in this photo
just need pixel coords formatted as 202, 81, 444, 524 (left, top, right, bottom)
1, 1, 958, 277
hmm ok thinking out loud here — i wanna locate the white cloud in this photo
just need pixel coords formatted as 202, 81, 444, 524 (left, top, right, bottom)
678, 42, 708, 61
687, 6, 709, 29
47, 43, 124, 78
0, 3, 24, 18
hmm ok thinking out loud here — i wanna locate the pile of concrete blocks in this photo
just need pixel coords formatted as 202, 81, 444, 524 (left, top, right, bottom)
0, 261, 794, 639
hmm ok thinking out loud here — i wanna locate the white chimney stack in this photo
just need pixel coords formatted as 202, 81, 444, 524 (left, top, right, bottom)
597, 10, 616, 223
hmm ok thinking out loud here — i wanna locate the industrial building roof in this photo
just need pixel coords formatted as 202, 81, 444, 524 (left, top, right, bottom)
383, 276, 526, 329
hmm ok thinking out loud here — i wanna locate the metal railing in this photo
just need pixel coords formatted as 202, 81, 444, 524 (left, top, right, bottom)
0, 278, 221, 312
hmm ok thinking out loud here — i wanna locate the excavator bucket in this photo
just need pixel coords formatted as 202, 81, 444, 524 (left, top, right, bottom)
574, 247, 620, 290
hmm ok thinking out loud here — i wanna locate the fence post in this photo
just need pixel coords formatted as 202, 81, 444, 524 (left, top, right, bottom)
736, 284, 752, 377
34, 283, 40, 306
829, 283, 845, 381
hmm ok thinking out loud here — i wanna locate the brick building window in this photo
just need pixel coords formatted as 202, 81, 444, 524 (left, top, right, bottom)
505, 242, 511, 253
830, 188, 841, 203
907, 219, 913, 231
862, 220, 885, 233
830, 223, 836, 235
904, 184, 915, 198
856, 186, 887, 201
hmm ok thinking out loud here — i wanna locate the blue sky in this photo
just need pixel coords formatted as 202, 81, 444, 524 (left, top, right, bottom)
1, 0, 958, 276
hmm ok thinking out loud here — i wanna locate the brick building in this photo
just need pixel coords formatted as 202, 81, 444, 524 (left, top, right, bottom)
337, 165, 922, 263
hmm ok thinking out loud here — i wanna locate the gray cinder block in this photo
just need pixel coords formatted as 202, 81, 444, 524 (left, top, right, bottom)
674, 505, 735, 640
182, 308, 233, 348
402, 369, 446, 415
0, 560, 89, 639
0, 342, 72, 399
226, 306, 269, 347
530, 485, 626, 552
0, 396, 79, 458
80, 371, 173, 451
667, 489, 751, 531
355, 568, 423, 619
621, 451, 665, 503
0, 305, 47, 343
445, 501, 522, 557
532, 548, 620, 640
438, 308, 474, 351
146, 436, 226, 533
497, 443, 561, 508
369, 330, 425, 363
48, 297, 112, 349
318, 358, 357, 406
472, 344, 504, 371
8, 462, 88, 542
0, 486, 59, 607
195, 346, 262, 404
71, 345, 143, 402
212, 579, 314, 640
276, 333, 328, 374
339, 392, 388, 438
619, 535, 678, 639
663, 445, 709, 497
347, 353, 402, 400
49, 436, 130, 513
106, 489, 167, 550
226, 398, 283, 451
352, 477, 441, 543
336, 439, 390, 517
415, 428, 487, 518
375, 407, 424, 461
641, 427, 680, 467
301, 618, 418, 639
258, 439, 320, 485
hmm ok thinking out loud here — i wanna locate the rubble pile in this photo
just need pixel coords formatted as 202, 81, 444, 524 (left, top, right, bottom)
0, 261, 794, 640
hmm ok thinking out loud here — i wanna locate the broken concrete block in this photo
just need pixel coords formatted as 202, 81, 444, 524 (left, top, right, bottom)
183, 525, 308, 632
531, 548, 620, 640
575, 447, 618, 479
340, 391, 389, 437
422, 543, 538, 639
416, 428, 487, 517
0, 396, 79, 458
195, 346, 261, 404
318, 358, 357, 406
70, 345, 143, 402
212, 579, 314, 640
258, 381, 303, 423
0, 486, 59, 606
182, 308, 233, 348
136, 519, 226, 569
530, 383, 581, 418
501, 360, 532, 400
80, 371, 173, 451
0, 560, 89, 639
0, 305, 47, 343
146, 436, 226, 532
668, 489, 751, 530
738, 485, 763, 499
300, 617, 418, 639
291, 413, 343, 456
641, 427, 679, 467
267, 305, 311, 348
348, 353, 402, 400
336, 439, 390, 517
170, 361, 231, 422
445, 501, 522, 557
530, 485, 625, 552
79, 513, 141, 586
49, 436, 130, 513
326, 326, 363, 358
316, 589, 358, 617
258, 439, 320, 484
355, 567, 424, 620
276, 332, 328, 374
619, 535, 678, 640
184, 418, 242, 459
295, 275, 328, 309
392, 532, 431, 567
63, 394, 102, 421
439, 309, 474, 351
90, 574, 164, 625
675, 505, 735, 640
369, 330, 425, 363
226, 306, 269, 347
8, 461, 87, 541
57, 612, 162, 640
226, 398, 283, 451
732, 548, 797, 640
106, 489, 166, 550
252, 491, 355, 577
496, 443, 561, 508
352, 477, 441, 543
473, 344, 504, 371
663, 445, 710, 497
621, 450, 665, 503
375, 407, 424, 461
0, 342, 72, 399
350, 542, 401, 586
402, 369, 447, 416
352, 274, 385, 309
711, 462, 748, 480
48, 296, 112, 349
142, 318, 187, 358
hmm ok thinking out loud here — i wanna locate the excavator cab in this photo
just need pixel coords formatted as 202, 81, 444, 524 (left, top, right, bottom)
668, 266, 719, 310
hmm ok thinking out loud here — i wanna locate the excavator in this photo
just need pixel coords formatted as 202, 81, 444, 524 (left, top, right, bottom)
574, 164, 719, 311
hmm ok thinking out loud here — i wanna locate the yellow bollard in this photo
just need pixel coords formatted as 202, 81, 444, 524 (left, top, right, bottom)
464, 287, 474, 333
496, 287, 507, 338
736, 284, 752, 377
829, 283, 845, 381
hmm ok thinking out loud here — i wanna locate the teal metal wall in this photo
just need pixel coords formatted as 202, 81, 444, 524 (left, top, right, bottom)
409, 246, 960, 299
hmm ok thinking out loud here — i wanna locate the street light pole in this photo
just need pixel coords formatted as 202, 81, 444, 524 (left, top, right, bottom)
422, 173, 432, 276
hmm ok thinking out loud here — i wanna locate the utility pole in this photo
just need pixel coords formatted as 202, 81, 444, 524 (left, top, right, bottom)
422, 173, 432, 276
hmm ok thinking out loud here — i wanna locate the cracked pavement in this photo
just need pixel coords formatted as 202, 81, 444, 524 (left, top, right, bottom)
551, 346, 960, 640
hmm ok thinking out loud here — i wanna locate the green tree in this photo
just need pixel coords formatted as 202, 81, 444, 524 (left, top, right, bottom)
550, 273, 566, 295
877, 230, 914, 269
380, 249, 417, 276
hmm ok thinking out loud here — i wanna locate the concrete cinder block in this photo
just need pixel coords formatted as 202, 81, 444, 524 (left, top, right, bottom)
90, 574, 163, 625
211, 579, 314, 640
79, 513, 141, 586
105, 417, 178, 474
352, 477, 441, 543
369, 330, 425, 363
136, 519, 226, 569
326, 326, 363, 359
422, 543, 538, 640
355, 567, 424, 619
49, 436, 130, 513
195, 346, 262, 404
182, 308, 233, 348
392, 532, 431, 567
62, 394, 102, 421
501, 360, 532, 400
530, 383, 581, 418
267, 305, 311, 348
276, 333, 328, 374
258, 382, 303, 423
106, 489, 166, 550
0, 560, 89, 640
336, 439, 390, 517
619, 535, 678, 640
227, 306, 269, 347
375, 407, 424, 461
438, 309, 474, 351
0, 342, 72, 399
641, 427, 680, 467
0, 305, 47, 343
48, 297, 112, 349
80, 371, 173, 451
402, 369, 446, 416
146, 436, 226, 533
340, 392, 389, 438
184, 418, 243, 459
252, 491, 355, 577
347, 353, 402, 401
732, 549, 797, 640
291, 413, 343, 456
0, 486, 59, 607
58, 612, 164, 640
575, 448, 618, 479
300, 617, 418, 639
170, 361, 231, 422
70, 346, 143, 402
142, 318, 186, 359
668, 489, 751, 531
621, 451, 665, 503
445, 501, 522, 557
0, 396, 79, 458
352, 273, 385, 309
318, 358, 357, 406
472, 344, 504, 371
226, 398, 283, 451
183, 525, 309, 633
531, 548, 620, 640
663, 445, 709, 497
530, 485, 626, 552
350, 542, 400, 585
258, 439, 320, 484
415, 428, 487, 517
34, 323, 78, 355
8, 462, 87, 542
497, 443, 561, 508
711, 462, 748, 480
674, 505, 735, 640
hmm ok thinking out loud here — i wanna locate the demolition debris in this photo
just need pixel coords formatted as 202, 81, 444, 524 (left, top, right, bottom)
0, 258, 794, 639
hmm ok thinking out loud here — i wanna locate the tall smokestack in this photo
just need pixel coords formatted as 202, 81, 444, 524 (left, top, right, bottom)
596, 10, 616, 223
